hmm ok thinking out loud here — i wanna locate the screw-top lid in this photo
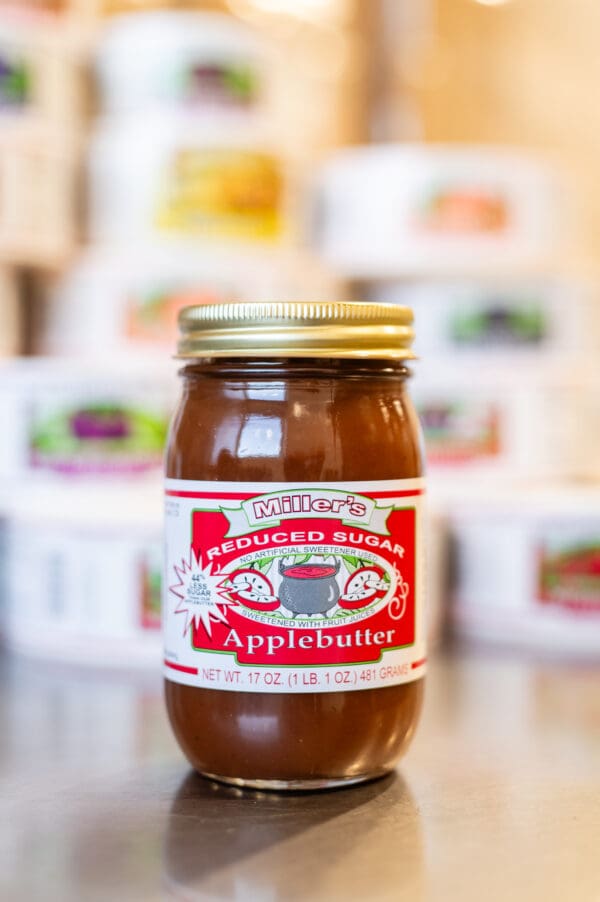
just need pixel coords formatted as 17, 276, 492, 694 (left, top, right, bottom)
177, 301, 415, 359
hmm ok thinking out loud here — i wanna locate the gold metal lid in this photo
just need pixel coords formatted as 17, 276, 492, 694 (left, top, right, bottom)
177, 301, 415, 359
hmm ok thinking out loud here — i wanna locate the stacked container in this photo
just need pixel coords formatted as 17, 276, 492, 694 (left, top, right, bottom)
316, 143, 600, 655
0, 355, 173, 666
0, 7, 341, 668
46, 9, 338, 357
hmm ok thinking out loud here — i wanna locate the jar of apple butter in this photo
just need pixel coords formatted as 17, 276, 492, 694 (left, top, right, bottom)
164, 301, 426, 790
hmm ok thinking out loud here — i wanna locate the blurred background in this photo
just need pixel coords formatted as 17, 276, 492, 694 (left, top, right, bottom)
0, 0, 599, 667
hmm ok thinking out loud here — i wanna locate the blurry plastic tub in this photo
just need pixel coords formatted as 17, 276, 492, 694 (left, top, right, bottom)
412, 357, 587, 480
371, 278, 596, 358
0, 482, 162, 668
88, 112, 288, 243
0, 357, 175, 482
42, 245, 341, 355
448, 484, 600, 658
95, 11, 264, 117
316, 145, 566, 278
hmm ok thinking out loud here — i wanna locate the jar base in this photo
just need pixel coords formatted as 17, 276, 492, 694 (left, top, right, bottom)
199, 769, 392, 792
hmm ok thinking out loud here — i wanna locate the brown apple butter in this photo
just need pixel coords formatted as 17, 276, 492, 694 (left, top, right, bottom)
164, 302, 425, 790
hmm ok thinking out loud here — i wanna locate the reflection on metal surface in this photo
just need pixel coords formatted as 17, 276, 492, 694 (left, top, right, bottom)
163, 771, 425, 901
0, 653, 167, 772
2, 651, 600, 901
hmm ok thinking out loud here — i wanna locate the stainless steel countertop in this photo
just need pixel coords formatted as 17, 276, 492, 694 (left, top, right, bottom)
1, 647, 599, 901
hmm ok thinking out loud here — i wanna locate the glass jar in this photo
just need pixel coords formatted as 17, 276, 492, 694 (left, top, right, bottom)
164, 301, 426, 790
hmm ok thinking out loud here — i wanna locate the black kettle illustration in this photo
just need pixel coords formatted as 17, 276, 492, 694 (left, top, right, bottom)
278, 559, 341, 616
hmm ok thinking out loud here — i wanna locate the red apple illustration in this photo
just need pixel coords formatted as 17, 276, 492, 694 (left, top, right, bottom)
228, 569, 280, 612
339, 566, 388, 611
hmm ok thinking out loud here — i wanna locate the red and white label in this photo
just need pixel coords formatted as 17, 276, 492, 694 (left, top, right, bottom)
164, 479, 426, 693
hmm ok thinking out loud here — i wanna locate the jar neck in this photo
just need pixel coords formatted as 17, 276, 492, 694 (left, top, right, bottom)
180, 357, 413, 381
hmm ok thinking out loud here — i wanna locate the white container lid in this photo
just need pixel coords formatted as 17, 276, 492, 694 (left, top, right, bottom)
0, 478, 163, 527
428, 478, 600, 521
0, 353, 177, 387
413, 351, 594, 390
